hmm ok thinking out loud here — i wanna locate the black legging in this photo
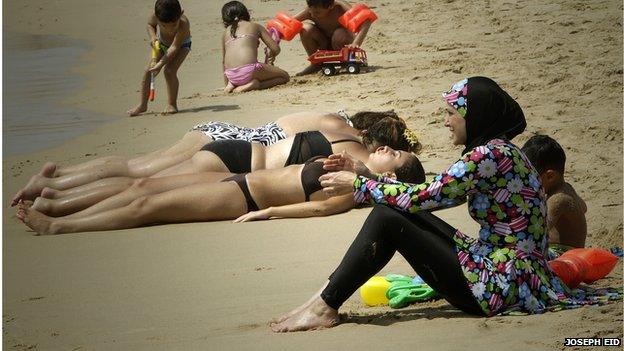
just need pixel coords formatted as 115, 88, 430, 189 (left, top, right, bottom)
320, 205, 485, 316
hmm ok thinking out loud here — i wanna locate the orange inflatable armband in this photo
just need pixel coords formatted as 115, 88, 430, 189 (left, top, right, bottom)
548, 248, 618, 288
338, 3, 378, 33
560, 248, 618, 283
267, 12, 303, 41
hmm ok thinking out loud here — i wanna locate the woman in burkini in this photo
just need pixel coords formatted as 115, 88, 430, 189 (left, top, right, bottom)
11, 110, 417, 207
270, 77, 619, 332
17, 146, 425, 235
221, 1, 289, 93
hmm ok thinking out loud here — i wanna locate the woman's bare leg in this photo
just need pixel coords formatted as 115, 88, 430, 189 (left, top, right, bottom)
11, 131, 212, 204
63, 172, 232, 218
32, 177, 136, 217
40, 177, 134, 200
151, 151, 230, 177
17, 181, 247, 235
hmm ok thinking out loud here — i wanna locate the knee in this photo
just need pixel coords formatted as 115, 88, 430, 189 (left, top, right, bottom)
163, 66, 177, 79
331, 28, 352, 49
32, 197, 53, 214
300, 23, 317, 39
128, 196, 152, 217
131, 178, 151, 190
369, 204, 399, 220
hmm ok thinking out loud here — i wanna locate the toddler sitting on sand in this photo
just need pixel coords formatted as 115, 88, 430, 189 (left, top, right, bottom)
221, 1, 290, 93
522, 135, 587, 258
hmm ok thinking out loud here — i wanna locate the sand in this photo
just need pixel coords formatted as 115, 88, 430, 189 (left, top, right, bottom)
3, 0, 622, 349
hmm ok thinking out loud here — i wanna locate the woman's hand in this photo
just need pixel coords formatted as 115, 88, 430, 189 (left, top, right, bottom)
319, 171, 357, 197
233, 208, 272, 223
323, 151, 372, 176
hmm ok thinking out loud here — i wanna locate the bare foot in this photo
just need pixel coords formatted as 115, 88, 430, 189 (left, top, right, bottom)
270, 296, 339, 333
224, 82, 235, 93
162, 105, 178, 115
295, 65, 321, 76
127, 104, 147, 117
233, 79, 260, 93
11, 163, 56, 206
270, 282, 329, 324
16, 203, 57, 235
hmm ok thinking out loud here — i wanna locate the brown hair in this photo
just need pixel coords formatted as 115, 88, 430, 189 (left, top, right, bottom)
350, 110, 399, 130
363, 117, 422, 153
155, 0, 182, 23
395, 153, 426, 183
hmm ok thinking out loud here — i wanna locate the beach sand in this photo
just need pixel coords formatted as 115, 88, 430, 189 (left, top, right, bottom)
3, 0, 622, 349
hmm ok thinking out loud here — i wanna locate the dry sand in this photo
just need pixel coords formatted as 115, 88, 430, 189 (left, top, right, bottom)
3, 0, 622, 349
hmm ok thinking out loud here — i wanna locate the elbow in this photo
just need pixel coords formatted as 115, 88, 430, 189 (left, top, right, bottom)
272, 46, 281, 56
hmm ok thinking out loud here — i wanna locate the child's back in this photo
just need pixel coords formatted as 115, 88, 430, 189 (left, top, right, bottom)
547, 182, 587, 249
223, 21, 262, 69
220, 1, 288, 93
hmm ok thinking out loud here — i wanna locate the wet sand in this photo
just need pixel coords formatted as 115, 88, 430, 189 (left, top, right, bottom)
3, 0, 622, 349
3, 32, 113, 156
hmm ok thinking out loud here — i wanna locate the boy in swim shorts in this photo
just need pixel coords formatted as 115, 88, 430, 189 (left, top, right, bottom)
522, 135, 588, 259
294, 0, 374, 76
127, 0, 191, 116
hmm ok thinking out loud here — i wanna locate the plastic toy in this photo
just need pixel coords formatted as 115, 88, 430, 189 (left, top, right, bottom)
307, 47, 368, 76
149, 40, 161, 101
360, 276, 390, 306
548, 248, 618, 288
360, 274, 437, 308
267, 12, 303, 41
338, 3, 378, 33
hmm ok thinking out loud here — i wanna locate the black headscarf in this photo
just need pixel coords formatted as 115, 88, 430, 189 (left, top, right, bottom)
444, 76, 527, 155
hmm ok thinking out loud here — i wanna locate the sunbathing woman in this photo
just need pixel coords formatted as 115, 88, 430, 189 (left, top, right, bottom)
12, 110, 418, 205
22, 117, 420, 217
17, 146, 425, 235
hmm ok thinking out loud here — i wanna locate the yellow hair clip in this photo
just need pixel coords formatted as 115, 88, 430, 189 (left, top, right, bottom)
403, 129, 422, 153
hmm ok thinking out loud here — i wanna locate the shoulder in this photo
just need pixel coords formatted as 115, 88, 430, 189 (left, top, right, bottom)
547, 192, 576, 215
335, 1, 351, 11
179, 15, 191, 29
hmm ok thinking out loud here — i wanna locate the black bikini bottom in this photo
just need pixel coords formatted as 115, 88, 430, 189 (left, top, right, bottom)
201, 140, 251, 173
222, 173, 259, 212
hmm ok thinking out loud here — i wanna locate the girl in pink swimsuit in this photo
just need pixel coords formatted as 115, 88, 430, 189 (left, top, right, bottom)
221, 1, 290, 93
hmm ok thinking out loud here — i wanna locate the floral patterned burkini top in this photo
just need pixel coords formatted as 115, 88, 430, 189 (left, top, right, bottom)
354, 138, 618, 316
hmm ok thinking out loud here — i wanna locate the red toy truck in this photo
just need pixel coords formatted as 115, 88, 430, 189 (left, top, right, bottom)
307, 47, 368, 76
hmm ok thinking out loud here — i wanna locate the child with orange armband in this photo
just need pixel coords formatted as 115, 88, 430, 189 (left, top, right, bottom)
521, 135, 588, 259
294, 0, 376, 75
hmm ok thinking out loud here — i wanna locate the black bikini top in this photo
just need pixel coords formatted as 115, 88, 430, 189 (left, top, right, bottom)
301, 156, 330, 201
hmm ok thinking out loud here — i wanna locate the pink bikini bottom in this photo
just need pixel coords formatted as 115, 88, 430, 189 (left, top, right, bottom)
224, 62, 263, 86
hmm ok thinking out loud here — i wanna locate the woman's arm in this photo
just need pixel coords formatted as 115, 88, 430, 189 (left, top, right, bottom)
355, 145, 501, 213
233, 194, 355, 222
